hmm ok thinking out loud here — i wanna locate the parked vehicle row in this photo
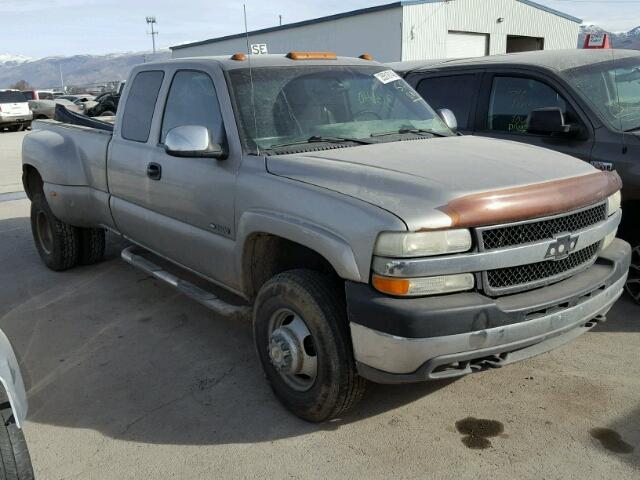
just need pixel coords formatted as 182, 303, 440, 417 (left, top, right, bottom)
389, 48, 640, 302
0, 89, 101, 132
22, 51, 630, 422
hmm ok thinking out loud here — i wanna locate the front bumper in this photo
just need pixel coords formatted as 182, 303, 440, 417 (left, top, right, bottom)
347, 239, 630, 383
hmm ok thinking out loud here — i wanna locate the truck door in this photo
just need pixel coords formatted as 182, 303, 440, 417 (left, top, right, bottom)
475, 73, 594, 161
108, 67, 239, 289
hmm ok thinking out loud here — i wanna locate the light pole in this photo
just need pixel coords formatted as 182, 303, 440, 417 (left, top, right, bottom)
146, 16, 158, 54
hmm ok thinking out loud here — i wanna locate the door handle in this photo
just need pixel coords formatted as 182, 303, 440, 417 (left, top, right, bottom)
147, 162, 162, 180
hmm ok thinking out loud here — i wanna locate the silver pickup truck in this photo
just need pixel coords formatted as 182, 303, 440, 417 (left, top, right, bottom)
22, 53, 630, 422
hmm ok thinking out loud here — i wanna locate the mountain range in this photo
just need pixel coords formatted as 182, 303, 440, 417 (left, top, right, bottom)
0, 50, 170, 89
1, 25, 639, 89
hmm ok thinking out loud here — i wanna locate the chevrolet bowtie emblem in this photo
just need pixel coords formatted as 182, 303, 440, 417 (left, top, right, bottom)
545, 234, 579, 261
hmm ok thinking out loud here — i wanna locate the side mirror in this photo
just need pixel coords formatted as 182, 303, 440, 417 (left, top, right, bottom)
164, 125, 227, 159
527, 107, 574, 136
437, 108, 458, 132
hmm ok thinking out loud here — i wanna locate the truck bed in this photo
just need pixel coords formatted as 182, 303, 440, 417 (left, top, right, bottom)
25, 118, 112, 191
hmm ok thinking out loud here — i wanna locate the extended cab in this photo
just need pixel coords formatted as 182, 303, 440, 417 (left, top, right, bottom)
22, 53, 630, 422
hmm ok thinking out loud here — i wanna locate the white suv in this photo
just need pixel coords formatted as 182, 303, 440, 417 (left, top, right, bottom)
0, 89, 32, 132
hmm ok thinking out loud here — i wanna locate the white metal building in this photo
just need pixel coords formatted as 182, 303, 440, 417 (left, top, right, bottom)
171, 0, 581, 62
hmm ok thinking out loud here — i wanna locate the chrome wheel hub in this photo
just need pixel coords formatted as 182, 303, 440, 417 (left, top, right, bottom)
267, 309, 317, 391
269, 328, 299, 373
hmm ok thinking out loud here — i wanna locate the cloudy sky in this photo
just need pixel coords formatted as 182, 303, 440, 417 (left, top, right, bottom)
2, 0, 639, 58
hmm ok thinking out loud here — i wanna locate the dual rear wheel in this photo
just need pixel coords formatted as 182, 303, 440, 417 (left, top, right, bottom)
30, 193, 105, 271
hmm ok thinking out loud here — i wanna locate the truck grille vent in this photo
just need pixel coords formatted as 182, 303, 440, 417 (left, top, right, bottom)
486, 242, 600, 292
481, 203, 606, 250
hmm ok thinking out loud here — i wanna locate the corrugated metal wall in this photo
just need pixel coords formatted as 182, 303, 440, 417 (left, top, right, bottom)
172, 7, 403, 62
402, 0, 580, 60
172, 0, 580, 62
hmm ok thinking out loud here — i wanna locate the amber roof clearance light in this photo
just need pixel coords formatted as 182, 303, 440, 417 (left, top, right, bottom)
230, 53, 247, 61
359, 53, 374, 60
286, 51, 337, 60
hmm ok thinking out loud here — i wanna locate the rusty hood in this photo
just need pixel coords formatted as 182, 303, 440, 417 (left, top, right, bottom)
266, 136, 615, 231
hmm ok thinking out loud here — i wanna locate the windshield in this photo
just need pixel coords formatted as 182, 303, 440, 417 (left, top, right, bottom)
0, 91, 27, 103
228, 65, 452, 153
563, 56, 640, 132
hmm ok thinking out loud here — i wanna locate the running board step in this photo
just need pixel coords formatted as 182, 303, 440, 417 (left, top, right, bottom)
121, 246, 251, 319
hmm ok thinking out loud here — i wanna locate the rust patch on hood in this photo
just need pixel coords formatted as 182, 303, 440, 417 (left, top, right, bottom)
434, 171, 621, 229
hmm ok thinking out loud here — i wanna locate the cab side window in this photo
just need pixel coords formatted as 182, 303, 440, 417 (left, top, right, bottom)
121, 70, 164, 142
161, 70, 226, 146
487, 76, 575, 134
416, 74, 477, 130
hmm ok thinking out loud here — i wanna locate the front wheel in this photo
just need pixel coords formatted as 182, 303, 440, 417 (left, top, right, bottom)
0, 394, 34, 479
253, 270, 366, 422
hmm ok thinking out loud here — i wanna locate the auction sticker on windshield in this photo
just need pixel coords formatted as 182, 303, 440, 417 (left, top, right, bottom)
374, 70, 401, 84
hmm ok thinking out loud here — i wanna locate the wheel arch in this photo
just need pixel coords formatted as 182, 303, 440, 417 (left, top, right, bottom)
237, 211, 362, 300
22, 164, 43, 200
0, 331, 28, 429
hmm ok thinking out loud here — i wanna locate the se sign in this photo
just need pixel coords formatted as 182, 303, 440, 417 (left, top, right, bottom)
250, 44, 268, 55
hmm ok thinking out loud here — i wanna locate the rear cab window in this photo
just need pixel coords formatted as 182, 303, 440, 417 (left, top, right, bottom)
121, 70, 164, 142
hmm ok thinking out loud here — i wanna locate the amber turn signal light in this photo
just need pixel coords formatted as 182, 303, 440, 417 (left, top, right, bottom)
286, 51, 337, 60
372, 275, 410, 296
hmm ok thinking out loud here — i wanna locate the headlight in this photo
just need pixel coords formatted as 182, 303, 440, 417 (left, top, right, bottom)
372, 273, 475, 297
607, 191, 621, 216
374, 229, 472, 257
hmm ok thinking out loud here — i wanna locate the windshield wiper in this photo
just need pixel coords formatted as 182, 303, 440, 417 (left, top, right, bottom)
624, 126, 640, 133
369, 128, 448, 139
268, 135, 374, 150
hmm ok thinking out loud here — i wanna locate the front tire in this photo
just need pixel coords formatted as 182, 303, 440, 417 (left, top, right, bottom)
30, 193, 79, 271
254, 270, 366, 422
0, 393, 34, 479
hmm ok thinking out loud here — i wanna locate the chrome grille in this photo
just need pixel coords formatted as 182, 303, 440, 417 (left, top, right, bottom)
481, 203, 606, 250
485, 242, 600, 294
